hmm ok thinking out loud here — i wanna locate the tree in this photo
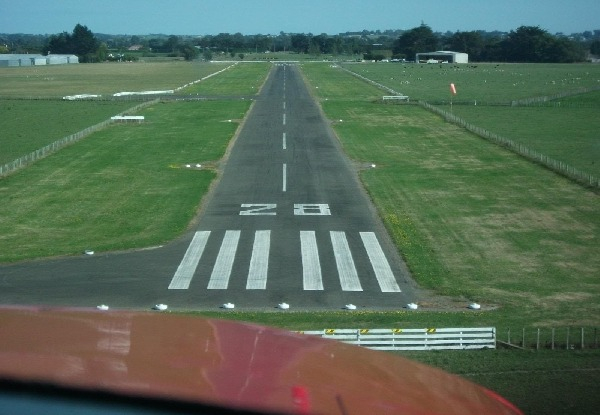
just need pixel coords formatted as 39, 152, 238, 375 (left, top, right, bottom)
446, 31, 485, 61
499, 26, 585, 62
45, 24, 100, 62
179, 43, 199, 61
392, 24, 438, 61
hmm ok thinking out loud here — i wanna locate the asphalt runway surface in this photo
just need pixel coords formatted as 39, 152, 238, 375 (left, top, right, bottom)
0, 64, 418, 311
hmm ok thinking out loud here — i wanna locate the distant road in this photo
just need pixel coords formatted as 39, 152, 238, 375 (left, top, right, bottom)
0, 64, 417, 311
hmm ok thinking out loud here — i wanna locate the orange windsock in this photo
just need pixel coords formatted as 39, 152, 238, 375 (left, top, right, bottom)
450, 83, 457, 95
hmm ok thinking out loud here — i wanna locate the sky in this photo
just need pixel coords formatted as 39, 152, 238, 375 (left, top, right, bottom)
1, 0, 598, 36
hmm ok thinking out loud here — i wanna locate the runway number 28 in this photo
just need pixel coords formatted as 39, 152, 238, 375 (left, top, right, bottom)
240, 204, 331, 216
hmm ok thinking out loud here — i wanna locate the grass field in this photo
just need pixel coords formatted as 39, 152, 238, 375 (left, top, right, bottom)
0, 100, 250, 262
339, 62, 600, 179
0, 99, 136, 165
300, 63, 600, 329
0, 61, 230, 97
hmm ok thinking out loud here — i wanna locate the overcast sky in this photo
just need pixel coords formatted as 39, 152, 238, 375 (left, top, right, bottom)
1, 0, 598, 36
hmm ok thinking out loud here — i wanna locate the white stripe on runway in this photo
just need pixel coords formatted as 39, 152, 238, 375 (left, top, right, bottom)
283, 113, 286, 125
168, 231, 210, 289
300, 231, 323, 290
282, 132, 286, 150
282, 163, 287, 192
330, 231, 363, 291
207, 230, 240, 289
360, 232, 401, 292
247, 230, 270, 289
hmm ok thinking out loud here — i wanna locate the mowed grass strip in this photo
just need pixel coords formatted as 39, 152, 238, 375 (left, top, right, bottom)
0, 61, 231, 97
0, 100, 250, 262
182, 62, 271, 95
301, 63, 600, 327
451, 102, 600, 178
0, 99, 137, 165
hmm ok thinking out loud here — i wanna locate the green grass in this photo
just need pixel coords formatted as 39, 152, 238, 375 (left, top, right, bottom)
0, 100, 250, 262
450, 103, 600, 178
0, 61, 231, 97
0, 99, 136, 165
300, 63, 600, 329
181, 62, 271, 95
341, 62, 600, 102
402, 349, 600, 415
337, 62, 600, 179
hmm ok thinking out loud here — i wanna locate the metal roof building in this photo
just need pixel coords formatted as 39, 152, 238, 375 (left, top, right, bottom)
416, 51, 469, 64
0, 54, 79, 67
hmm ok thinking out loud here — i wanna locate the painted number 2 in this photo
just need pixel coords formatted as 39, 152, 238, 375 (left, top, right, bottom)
239, 204, 331, 216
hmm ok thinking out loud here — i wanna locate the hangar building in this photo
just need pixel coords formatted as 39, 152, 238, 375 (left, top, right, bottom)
0, 54, 79, 67
415, 51, 468, 64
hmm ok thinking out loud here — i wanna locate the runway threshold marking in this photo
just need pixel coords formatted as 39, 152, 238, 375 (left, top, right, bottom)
360, 232, 401, 292
246, 230, 270, 289
330, 231, 363, 291
300, 231, 324, 290
169, 230, 400, 293
207, 230, 240, 289
168, 231, 210, 289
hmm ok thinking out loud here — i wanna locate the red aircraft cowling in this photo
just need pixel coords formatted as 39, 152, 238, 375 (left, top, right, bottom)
0, 306, 522, 415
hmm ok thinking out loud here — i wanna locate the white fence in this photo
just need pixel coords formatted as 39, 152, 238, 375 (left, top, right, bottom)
299, 327, 496, 351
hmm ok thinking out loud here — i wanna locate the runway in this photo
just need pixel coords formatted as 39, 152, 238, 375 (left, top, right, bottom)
0, 64, 417, 311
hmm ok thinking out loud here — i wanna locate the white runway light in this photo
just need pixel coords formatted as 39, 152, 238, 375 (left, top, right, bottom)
407, 303, 418, 310
96, 305, 109, 311
278, 302, 290, 310
153, 304, 168, 311
84, 249, 94, 255
345, 304, 357, 310
222, 303, 235, 309
468, 303, 481, 310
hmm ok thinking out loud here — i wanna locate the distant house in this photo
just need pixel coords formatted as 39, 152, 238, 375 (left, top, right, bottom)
128, 45, 143, 51
0, 54, 78, 67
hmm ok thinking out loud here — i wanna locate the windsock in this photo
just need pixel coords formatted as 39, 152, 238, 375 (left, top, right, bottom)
450, 83, 457, 95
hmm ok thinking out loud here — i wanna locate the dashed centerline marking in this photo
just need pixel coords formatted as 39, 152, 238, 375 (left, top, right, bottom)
282, 163, 287, 192
282, 132, 286, 150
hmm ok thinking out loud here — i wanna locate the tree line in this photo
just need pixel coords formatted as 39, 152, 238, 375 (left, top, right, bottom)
2, 23, 599, 63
